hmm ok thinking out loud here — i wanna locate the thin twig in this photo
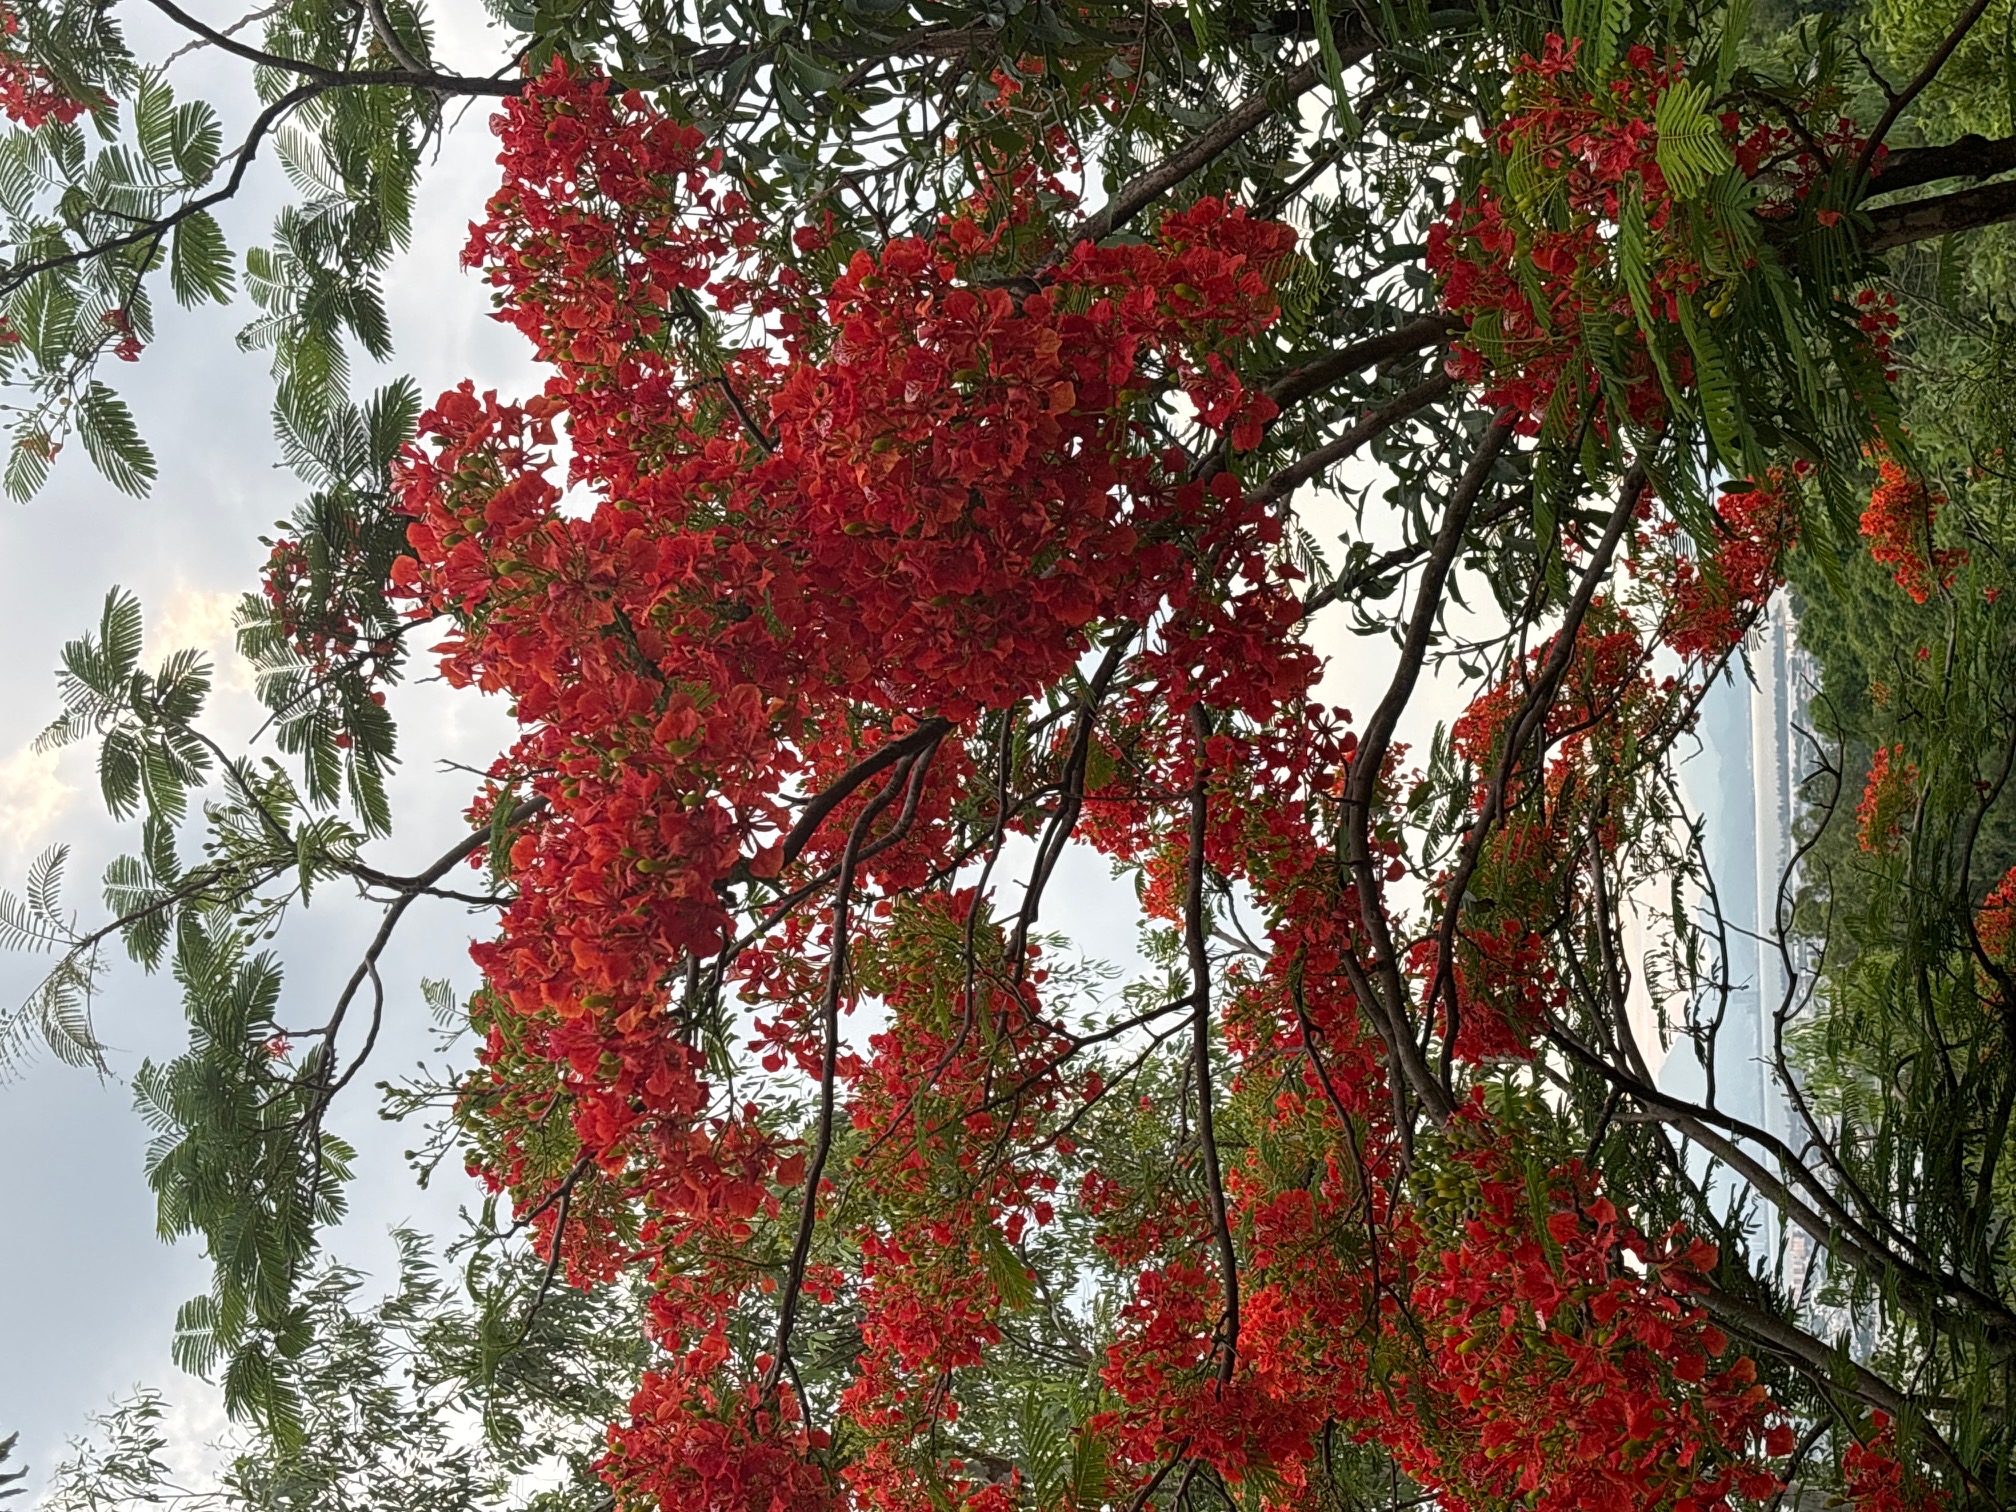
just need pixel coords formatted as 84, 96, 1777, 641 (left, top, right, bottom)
763, 758, 912, 1396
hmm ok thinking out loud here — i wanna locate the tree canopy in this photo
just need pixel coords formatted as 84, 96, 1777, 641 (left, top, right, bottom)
7, 1, 2016, 1510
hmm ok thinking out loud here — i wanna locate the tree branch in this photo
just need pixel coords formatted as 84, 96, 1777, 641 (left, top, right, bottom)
1873, 130, 2016, 195
1854, 0, 1998, 188
144, 0, 517, 92
1266, 315, 1462, 414
360, 0, 431, 79
1071, 55, 1331, 247
1423, 463, 1645, 1082
1337, 415, 1517, 1125
764, 757, 911, 1396
1250, 373, 1456, 511
1865, 176, 2016, 249
1301, 484, 1526, 620
776, 718, 952, 871
1186, 701, 1239, 1384
0, 81, 328, 298
1698, 1287, 1970, 1481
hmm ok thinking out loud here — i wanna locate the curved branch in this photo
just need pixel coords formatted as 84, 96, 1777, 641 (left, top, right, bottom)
1186, 702, 1239, 1384
0, 81, 327, 298
1853, 0, 1998, 188
1874, 130, 2016, 195
1071, 56, 1328, 247
1424, 463, 1645, 1081
1337, 415, 1517, 1125
1301, 483, 1525, 620
1266, 315, 1462, 414
776, 718, 952, 871
359, 0, 431, 78
144, 0, 517, 92
1251, 372, 1456, 511
1865, 175, 2016, 249
763, 757, 912, 1396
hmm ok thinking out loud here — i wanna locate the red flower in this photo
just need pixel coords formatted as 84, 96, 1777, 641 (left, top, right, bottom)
1861, 459, 1966, 603
1856, 744, 1917, 853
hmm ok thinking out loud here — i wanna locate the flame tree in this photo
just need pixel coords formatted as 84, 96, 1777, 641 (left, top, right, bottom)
6, 2, 2016, 1509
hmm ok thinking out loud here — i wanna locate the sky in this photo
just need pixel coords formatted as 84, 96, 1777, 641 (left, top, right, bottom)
0, 21, 1494, 1495
0, 3, 541, 1485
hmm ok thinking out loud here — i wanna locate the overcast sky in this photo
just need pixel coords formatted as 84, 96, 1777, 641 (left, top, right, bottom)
0, 3, 546, 1484
0, 22, 1488, 1493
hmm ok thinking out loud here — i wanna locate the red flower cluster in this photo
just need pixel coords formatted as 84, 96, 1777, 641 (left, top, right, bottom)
1977, 864, 2016, 984
1840, 1413, 1950, 1512
0, 10, 89, 127
100, 307, 144, 362
1389, 1122, 1781, 1512
1665, 475, 1800, 659
1860, 459, 1966, 603
1856, 743, 1917, 854
393, 59, 1322, 1512
385, 55, 1854, 1512
1427, 37, 1698, 432
1429, 33, 1888, 463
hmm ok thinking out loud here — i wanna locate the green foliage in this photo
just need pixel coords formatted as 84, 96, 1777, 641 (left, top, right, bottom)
236, 379, 421, 835
138, 915, 351, 1443
0, 50, 244, 494
39, 1232, 648, 1512
1653, 76, 1735, 200
0, 843, 104, 1075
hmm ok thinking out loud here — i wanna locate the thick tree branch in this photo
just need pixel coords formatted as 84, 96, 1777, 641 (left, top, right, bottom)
1854, 0, 1997, 187
1267, 315, 1462, 414
1072, 56, 1330, 246
1250, 373, 1456, 511
1424, 464, 1645, 1081
1865, 177, 2016, 249
359, 0, 431, 78
776, 718, 952, 871
1337, 415, 1517, 1125
1875, 130, 2016, 195
1698, 1288, 1969, 1480
1549, 1018, 2016, 1342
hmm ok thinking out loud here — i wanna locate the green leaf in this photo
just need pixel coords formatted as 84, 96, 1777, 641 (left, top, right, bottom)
1311, 0, 1357, 135
89, 586, 145, 693
976, 1223, 1037, 1309
134, 72, 175, 171
78, 381, 158, 494
1654, 78, 1733, 202
1715, 0, 1753, 92
169, 210, 234, 305
1677, 295, 1745, 468
1618, 187, 1688, 417
169, 100, 223, 183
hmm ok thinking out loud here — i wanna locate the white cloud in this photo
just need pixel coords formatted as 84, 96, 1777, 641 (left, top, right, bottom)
151, 584, 254, 693
0, 742, 75, 855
